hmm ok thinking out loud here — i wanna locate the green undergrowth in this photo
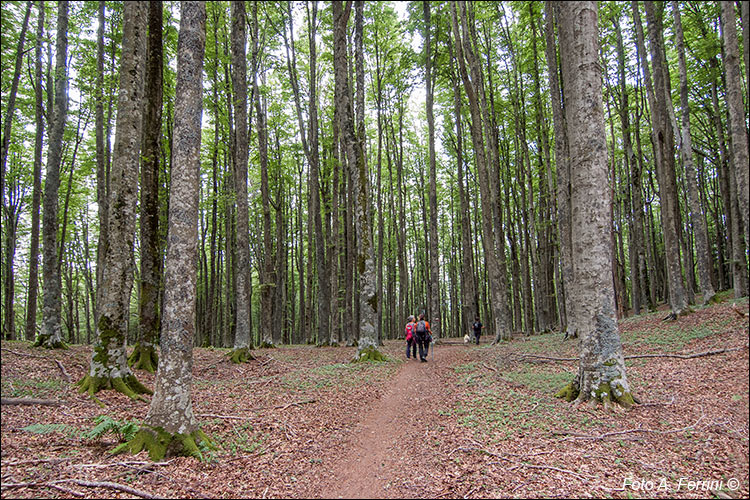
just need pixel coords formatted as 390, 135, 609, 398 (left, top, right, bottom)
449, 389, 609, 443
1, 378, 63, 399
206, 421, 268, 457
620, 315, 732, 351
279, 359, 399, 393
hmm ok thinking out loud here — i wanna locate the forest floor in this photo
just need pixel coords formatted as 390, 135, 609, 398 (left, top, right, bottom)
1, 294, 748, 499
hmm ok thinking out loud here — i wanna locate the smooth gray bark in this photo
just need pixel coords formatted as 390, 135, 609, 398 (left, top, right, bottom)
146, 0, 206, 433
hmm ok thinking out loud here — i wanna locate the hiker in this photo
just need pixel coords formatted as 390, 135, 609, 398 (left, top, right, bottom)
405, 315, 417, 359
472, 316, 484, 345
415, 313, 432, 362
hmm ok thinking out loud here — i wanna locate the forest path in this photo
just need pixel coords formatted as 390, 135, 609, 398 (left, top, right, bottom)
317, 342, 471, 499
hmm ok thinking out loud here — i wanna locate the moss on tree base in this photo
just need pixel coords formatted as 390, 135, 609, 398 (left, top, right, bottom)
352, 345, 386, 363
128, 343, 159, 373
33, 334, 69, 350
76, 374, 152, 401
258, 341, 276, 349
113, 426, 216, 462
227, 347, 255, 363
555, 380, 634, 409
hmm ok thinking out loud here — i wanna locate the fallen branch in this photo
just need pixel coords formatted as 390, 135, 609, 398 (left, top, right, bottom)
1, 397, 60, 406
196, 413, 248, 420
517, 402, 540, 414
64, 479, 158, 499
1, 347, 48, 358
518, 346, 746, 363
625, 347, 744, 360
481, 362, 498, 372
275, 398, 316, 410
731, 302, 747, 318
55, 359, 71, 382
556, 414, 705, 441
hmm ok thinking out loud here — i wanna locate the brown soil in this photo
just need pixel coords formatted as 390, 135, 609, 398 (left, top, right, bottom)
1, 298, 748, 499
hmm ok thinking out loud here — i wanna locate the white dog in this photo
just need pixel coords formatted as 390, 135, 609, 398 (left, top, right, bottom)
464, 334, 471, 344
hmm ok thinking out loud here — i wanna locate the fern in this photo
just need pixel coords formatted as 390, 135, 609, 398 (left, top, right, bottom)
85, 415, 140, 442
21, 423, 80, 438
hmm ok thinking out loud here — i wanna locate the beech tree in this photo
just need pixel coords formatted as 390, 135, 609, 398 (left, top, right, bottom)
77, 1, 151, 399
117, 0, 213, 461
553, 0, 633, 409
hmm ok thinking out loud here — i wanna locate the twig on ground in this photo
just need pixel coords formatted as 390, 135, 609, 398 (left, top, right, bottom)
517, 402, 540, 414
1, 397, 60, 406
1, 347, 47, 358
3, 457, 71, 466
196, 413, 248, 420
1, 480, 157, 499
274, 398, 316, 411
73, 460, 173, 469
518, 346, 745, 363
556, 413, 706, 441
54, 359, 71, 382
481, 362, 497, 372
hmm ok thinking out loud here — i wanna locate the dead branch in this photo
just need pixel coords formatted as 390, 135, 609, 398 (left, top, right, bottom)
625, 346, 744, 360
731, 302, 748, 318
64, 479, 158, 499
1, 397, 60, 406
55, 359, 71, 382
508, 462, 593, 480
3, 457, 71, 466
481, 362, 498, 372
557, 414, 705, 441
518, 346, 746, 363
1, 347, 48, 358
274, 398, 316, 410
196, 413, 248, 420
517, 402, 540, 414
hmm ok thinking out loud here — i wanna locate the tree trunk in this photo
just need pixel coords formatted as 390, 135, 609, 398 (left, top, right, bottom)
720, 1, 750, 255
25, 0, 45, 342
229, 0, 253, 361
37, 1, 69, 349
131, 0, 163, 373
424, 0, 441, 341
333, 0, 381, 360
77, 1, 150, 398
132, 1, 212, 461
555, 0, 632, 409
641, 1, 688, 317
671, 1, 716, 305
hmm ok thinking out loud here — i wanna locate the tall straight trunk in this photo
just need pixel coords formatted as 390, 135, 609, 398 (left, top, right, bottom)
77, 1, 151, 398
451, 0, 511, 343
37, 1, 69, 349
25, 1, 45, 342
231, 0, 253, 357
555, 0, 632, 408
0, 1, 32, 198
424, 0, 441, 340
672, 1, 716, 304
613, 14, 648, 315
641, 1, 688, 317
250, 4, 274, 347
544, 1, 572, 332
95, 1, 109, 331
132, 0, 163, 373
333, 0, 380, 358
720, 1, 750, 253
140, 1, 210, 455
449, 36, 477, 337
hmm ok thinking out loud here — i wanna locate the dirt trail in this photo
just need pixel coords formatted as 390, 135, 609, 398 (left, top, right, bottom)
318, 343, 469, 499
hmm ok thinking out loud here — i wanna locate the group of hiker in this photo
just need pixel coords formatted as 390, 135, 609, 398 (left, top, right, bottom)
404, 314, 433, 362
404, 314, 485, 361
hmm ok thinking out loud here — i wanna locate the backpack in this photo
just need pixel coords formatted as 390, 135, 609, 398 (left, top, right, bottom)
405, 323, 414, 342
416, 320, 427, 338
473, 321, 481, 332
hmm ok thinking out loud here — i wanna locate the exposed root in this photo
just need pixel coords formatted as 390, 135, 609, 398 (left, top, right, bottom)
128, 343, 159, 373
257, 341, 276, 349
76, 374, 152, 401
352, 345, 387, 363
227, 347, 255, 363
112, 426, 216, 462
33, 335, 69, 350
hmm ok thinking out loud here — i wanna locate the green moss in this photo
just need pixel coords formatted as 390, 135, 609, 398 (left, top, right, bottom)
228, 347, 255, 363
32, 334, 69, 349
353, 345, 386, 363
76, 373, 152, 401
113, 426, 216, 462
258, 341, 276, 349
555, 381, 579, 402
128, 343, 159, 373
603, 358, 617, 367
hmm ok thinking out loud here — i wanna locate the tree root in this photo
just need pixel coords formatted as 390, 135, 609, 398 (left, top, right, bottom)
112, 426, 216, 462
76, 374, 152, 402
32, 335, 69, 350
128, 343, 159, 373
227, 347, 255, 363
257, 341, 276, 349
352, 345, 387, 362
